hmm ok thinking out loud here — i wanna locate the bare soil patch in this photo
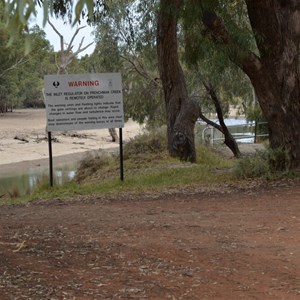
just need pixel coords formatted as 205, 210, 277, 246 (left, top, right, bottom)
0, 180, 300, 299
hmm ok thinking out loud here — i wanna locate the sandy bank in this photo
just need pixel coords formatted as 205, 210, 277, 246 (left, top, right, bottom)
0, 109, 143, 175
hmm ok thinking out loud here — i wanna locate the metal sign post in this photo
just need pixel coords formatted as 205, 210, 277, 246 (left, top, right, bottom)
119, 128, 124, 181
47, 131, 54, 187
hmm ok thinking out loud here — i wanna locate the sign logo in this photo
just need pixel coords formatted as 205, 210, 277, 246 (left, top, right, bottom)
53, 81, 60, 88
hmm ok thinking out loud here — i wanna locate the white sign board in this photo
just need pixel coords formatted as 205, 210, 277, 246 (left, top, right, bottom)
44, 73, 124, 132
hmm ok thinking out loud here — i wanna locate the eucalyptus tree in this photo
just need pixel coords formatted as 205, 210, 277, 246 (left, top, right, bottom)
0, 0, 56, 111
200, 1, 300, 170
20, 25, 55, 107
157, 0, 203, 162
0, 9, 28, 111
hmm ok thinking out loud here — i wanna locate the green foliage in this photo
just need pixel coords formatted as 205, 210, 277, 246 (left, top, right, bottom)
234, 151, 270, 179
81, 21, 122, 74
80, 0, 164, 126
246, 102, 265, 123
246, 104, 269, 142
235, 147, 291, 179
0, 22, 55, 111
268, 147, 291, 173
123, 78, 165, 126
0, 19, 25, 110
4, 0, 36, 48
181, 0, 257, 119
123, 127, 167, 158
3, 0, 105, 39
196, 143, 231, 168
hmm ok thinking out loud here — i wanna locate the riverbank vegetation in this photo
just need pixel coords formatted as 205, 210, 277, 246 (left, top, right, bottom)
2, 128, 297, 206
1, 128, 232, 204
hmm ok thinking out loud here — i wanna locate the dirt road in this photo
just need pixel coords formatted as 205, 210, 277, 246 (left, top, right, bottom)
0, 180, 300, 299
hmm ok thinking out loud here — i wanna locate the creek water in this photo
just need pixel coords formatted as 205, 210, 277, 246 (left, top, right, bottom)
0, 163, 77, 197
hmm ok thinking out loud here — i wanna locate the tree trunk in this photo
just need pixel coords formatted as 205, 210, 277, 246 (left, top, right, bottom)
108, 128, 118, 142
157, 0, 200, 162
245, 0, 300, 170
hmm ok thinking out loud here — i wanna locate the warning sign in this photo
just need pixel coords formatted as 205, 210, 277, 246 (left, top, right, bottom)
44, 73, 124, 132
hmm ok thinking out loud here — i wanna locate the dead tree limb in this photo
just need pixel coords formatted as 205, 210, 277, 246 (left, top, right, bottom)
202, 82, 241, 158
48, 20, 94, 74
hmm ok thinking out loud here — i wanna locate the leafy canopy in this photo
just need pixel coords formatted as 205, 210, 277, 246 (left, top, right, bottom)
4, 0, 108, 44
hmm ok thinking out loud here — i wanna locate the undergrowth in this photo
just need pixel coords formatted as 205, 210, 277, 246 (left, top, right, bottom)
75, 128, 232, 185
5, 128, 296, 205
234, 146, 293, 179
5, 128, 232, 204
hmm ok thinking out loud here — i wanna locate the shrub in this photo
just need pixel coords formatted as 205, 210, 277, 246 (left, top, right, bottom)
123, 127, 167, 158
75, 153, 113, 182
234, 146, 291, 179
234, 152, 270, 179
268, 146, 290, 172
74, 128, 168, 182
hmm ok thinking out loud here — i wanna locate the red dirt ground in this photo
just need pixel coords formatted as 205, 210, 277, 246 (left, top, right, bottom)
0, 180, 300, 299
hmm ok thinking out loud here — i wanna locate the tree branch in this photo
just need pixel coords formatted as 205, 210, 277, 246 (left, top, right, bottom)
48, 21, 94, 74
202, 10, 262, 77
0, 57, 30, 78
67, 26, 87, 52
48, 20, 64, 52
74, 40, 94, 56
120, 54, 160, 87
